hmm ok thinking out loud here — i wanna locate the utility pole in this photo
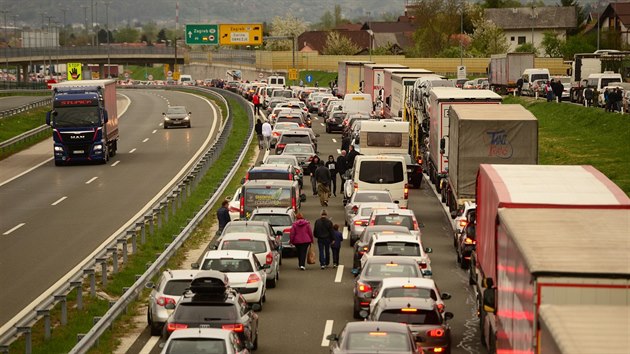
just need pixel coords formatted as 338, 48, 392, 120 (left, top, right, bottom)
1, 10, 9, 78
597, 11, 600, 50
460, 3, 464, 66
91, 0, 95, 46
104, 1, 111, 78
45, 15, 55, 77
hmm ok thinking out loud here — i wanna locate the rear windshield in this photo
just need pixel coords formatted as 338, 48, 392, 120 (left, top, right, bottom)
373, 242, 420, 257
201, 258, 254, 273
244, 188, 293, 208
272, 90, 293, 98
174, 303, 236, 321
354, 193, 392, 203
265, 157, 296, 165
163, 279, 192, 296
373, 215, 414, 230
601, 78, 622, 87
166, 338, 227, 354
365, 264, 418, 277
283, 145, 313, 154
367, 132, 402, 148
280, 135, 310, 144
378, 309, 442, 325
249, 171, 289, 181
383, 287, 437, 301
221, 240, 267, 254
346, 332, 410, 351
358, 161, 404, 184
223, 224, 267, 234
251, 214, 292, 226
277, 117, 303, 125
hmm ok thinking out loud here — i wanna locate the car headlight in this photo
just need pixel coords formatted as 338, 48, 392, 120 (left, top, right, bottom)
164, 116, 171, 121
184, 116, 190, 120
94, 144, 103, 151
54, 146, 64, 152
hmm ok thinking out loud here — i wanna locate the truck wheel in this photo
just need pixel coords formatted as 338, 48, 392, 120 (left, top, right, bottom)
54, 160, 63, 166
435, 177, 442, 193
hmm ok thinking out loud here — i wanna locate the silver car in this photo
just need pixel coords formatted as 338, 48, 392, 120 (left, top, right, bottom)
249, 207, 296, 256
346, 202, 400, 245
281, 143, 316, 168
146, 269, 199, 335
344, 190, 394, 221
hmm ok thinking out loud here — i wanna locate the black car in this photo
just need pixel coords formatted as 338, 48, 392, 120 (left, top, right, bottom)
163, 271, 260, 350
326, 112, 346, 133
327, 321, 422, 354
456, 223, 476, 269
403, 154, 423, 189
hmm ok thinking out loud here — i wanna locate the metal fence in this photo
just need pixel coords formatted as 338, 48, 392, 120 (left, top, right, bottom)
0, 87, 254, 354
0, 46, 176, 58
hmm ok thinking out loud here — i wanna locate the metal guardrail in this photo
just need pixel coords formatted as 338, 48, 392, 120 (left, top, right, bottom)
0, 87, 254, 354
0, 98, 51, 119
0, 125, 50, 155
0, 46, 177, 58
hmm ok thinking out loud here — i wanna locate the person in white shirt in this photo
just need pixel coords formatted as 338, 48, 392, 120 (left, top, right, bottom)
261, 120, 272, 151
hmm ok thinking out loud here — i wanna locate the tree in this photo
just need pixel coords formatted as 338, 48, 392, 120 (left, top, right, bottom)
560, 0, 586, 34
540, 31, 563, 57
408, 0, 461, 57
141, 21, 158, 45
312, 10, 334, 30
322, 31, 360, 55
515, 42, 539, 55
561, 33, 596, 59
469, 18, 509, 57
97, 28, 113, 44
481, 0, 523, 8
157, 28, 168, 43
268, 14, 307, 51
115, 26, 140, 43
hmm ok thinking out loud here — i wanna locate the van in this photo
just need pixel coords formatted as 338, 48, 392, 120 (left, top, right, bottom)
342, 93, 373, 114
344, 155, 409, 208
240, 180, 305, 219
355, 120, 409, 155
267, 75, 286, 87
521, 68, 550, 95
178, 74, 193, 86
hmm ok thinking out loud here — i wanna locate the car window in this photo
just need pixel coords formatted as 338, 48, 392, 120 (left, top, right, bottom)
365, 264, 418, 277
167, 107, 187, 114
221, 240, 267, 254
280, 135, 311, 144
244, 188, 293, 209
251, 214, 292, 226
359, 161, 404, 184
274, 123, 300, 130
373, 215, 414, 230
174, 303, 236, 321
223, 225, 267, 234
249, 171, 289, 181
265, 157, 297, 165
378, 309, 442, 325
163, 279, 193, 296
283, 145, 314, 154
165, 338, 227, 354
201, 259, 254, 273
346, 332, 410, 351
373, 242, 420, 257
354, 193, 392, 203
382, 287, 437, 300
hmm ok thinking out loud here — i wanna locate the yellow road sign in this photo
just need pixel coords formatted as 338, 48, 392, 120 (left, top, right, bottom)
219, 24, 263, 46
288, 68, 298, 80
67, 63, 82, 80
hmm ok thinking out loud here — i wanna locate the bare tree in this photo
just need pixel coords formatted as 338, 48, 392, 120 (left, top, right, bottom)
322, 31, 360, 55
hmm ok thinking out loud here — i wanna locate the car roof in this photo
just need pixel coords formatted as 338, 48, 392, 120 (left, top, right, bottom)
167, 327, 233, 340
354, 190, 393, 196
242, 180, 298, 187
225, 220, 269, 227
363, 225, 410, 234
371, 209, 416, 216
379, 297, 437, 311
281, 130, 310, 135
249, 165, 291, 172
202, 249, 253, 259
358, 202, 399, 210
363, 256, 420, 266
343, 321, 412, 332
379, 277, 437, 288
251, 207, 293, 214
373, 235, 419, 243
221, 233, 270, 241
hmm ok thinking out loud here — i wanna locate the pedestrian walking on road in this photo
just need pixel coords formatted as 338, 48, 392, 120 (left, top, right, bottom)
262, 120, 272, 150
326, 155, 338, 197
289, 213, 314, 270
254, 119, 263, 150
584, 87, 594, 107
315, 162, 332, 206
331, 224, 343, 267
308, 156, 321, 196
252, 92, 261, 115
336, 150, 348, 196
313, 209, 334, 269
346, 145, 359, 170
217, 200, 231, 234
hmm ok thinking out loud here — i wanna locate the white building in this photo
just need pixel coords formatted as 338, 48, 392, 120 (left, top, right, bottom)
485, 6, 577, 56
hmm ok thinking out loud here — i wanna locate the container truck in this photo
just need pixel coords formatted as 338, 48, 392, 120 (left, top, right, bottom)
388, 72, 438, 120
426, 88, 502, 192
473, 164, 630, 353
382, 68, 433, 118
46, 79, 119, 165
479, 208, 630, 353
487, 52, 534, 94
337, 61, 374, 98
443, 104, 538, 215
362, 63, 407, 108
538, 304, 630, 354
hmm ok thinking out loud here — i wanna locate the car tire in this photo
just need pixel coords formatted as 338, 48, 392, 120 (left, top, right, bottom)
267, 271, 278, 288
353, 301, 361, 319
148, 312, 162, 336
252, 331, 259, 350
187, 123, 191, 128
54, 160, 63, 166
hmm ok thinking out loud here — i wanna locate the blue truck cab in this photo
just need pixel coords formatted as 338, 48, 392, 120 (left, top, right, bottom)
46, 79, 118, 166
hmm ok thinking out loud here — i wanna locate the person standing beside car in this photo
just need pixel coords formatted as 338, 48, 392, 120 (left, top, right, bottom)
313, 209, 334, 269
315, 162, 332, 206
217, 200, 231, 235
336, 150, 348, 196
289, 213, 314, 270
254, 119, 263, 150
331, 224, 343, 268
326, 155, 338, 197
308, 155, 321, 196
262, 120, 272, 150
252, 92, 261, 116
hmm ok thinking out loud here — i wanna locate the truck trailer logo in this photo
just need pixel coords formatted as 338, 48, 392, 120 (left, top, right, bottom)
485, 130, 513, 158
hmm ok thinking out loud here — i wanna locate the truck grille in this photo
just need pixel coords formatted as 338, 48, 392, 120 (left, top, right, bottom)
66, 142, 91, 157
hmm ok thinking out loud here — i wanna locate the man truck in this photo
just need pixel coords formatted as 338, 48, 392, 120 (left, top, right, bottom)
47, 79, 119, 165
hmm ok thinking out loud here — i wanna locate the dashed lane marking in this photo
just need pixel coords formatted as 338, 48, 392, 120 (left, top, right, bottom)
335, 265, 344, 283
3, 223, 25, 236
142, 138, 149, 143
111, 161, 120, 167
321, 320, 334, 346
129, 148, 137, 154
51, 196, 67, 206
85, 177, 98, 184
138, 336, 160, 354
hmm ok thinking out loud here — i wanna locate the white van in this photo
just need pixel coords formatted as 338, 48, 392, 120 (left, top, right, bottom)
342, 93, 373, 114
344, 155, 408, 208
355, 120, 409, 155
178, 74, 193, 86
267, 75, 286, 87
521, 68, 550, 96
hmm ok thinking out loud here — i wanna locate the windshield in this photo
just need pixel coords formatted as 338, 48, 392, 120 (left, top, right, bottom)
346, 332, 410, 351
167, 107, 187, 114
373, 242, 420, 257
53, 107, 100, 127
163, 280, 192, 296
220, 240, 267, 254
378, 309, 442, 325
166, 338, 227, 354
602, 78, 622, 87
273, 90, 293, 98
201, 258, 254, 273
251, 214, 292, 226
365, 263, 418, 277
354, 193, 392, 203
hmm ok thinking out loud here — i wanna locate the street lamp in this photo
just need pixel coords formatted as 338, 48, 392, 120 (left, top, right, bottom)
460, 2, 464, 66
1, 10, 9, 78
104, 1, 112, 78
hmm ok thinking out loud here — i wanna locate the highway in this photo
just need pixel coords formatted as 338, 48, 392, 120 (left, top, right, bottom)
122, 107, 486, 354
0, 89, 220, 328
0, 95, 47, 112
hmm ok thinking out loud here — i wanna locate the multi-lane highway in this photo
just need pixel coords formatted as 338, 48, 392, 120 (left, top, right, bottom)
121, 106, 486, 354
0, 89, 220, 329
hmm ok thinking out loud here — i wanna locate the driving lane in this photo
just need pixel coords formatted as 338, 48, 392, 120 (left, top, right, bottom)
0, 89, 220, 328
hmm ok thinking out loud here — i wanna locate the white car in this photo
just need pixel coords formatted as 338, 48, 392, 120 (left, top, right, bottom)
370, 277, 452, 315
270, 122, 301, 147
262, 154, 304, 177
194, 250, 267, 307
367, 209, 423, 241
346, 202, 400, 245
453, 201, 476, 245
160, 327, 250, 354
217, 233, 281, 288
146, 269, 199, 335
227, 187, 243, 221
360, 234, 433, 277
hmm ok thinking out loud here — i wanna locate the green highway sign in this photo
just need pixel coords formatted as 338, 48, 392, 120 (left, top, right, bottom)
185, 24, 219, 45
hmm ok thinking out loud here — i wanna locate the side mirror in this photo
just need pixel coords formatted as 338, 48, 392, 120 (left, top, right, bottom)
418, 222, 425, 228
188, 112, 192, 115
450, 210, 457, 219
226, 196, 233, 202
46, 111, 52, 125
441, 292, 452, 300
165, 303, 176, 310
260, 264, 271, 269
162, 112, 166, 116
315, 133, 320, 137
424, 247, 433, 253
191, 263, 199, 269
251, 303, 262, 312
300, 194, 307, 202
145, 282, 154, 289
444, 312, 454, 321
326, 334, 339, 341
103, 110, 109, 124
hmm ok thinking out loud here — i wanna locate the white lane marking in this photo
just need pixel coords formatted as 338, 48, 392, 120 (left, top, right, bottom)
142, 138, 149, 143
51, 196, 67, 206
111, 161, 120, 167
152, 129, 157, 134
336, 149, 341, 154
342, 227, 348, 240
320, 123, 325, 127
85, 177, 98, 184
139, 336, 160, 354
334, 265, 344, 283
263, 149, 270, 161
159, 123, 163, 127
3, 223, 25, 235
129, 148, 137, 154
321, 320, 334, 346
332, 138, 337, 143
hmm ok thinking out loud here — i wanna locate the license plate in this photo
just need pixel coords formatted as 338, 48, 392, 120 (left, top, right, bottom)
73, 150, 84, 154
199, 324, 210, 328
173, 121, 182, 124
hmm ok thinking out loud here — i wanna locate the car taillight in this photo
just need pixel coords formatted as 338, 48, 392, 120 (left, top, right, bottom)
240, 196, 244, 215
277, 144, 286, 150
156, 296, 176, 307
354, 220, 367, 226
418, 262, 427, 269
427, 329, 445, 337
413, 220, 419, 230
358, 246, 369, 255
245, 172, 250, 181
265, 252, 273, 265
437, 303, 445, 313
283, 227, 291, 234
295, 168, 301, 174
292, 196, 297, 211
222, 323, 244, 332
229, 206, 240, 212
464, 237, 476, 245
273, 131, 280, 137
289, 173, 293, 180
354, 182, 358, 192
166, 323, 188, 332
404, 184, 409, 199
369, 219, 375, 226
351, 205, 358, 213
357, 281, 372, 293
459, 220, 468, 228
247, 274, 261, 283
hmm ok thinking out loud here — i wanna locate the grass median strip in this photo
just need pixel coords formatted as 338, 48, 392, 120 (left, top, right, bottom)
504, 96, 630, 195
8, 93, 253, 354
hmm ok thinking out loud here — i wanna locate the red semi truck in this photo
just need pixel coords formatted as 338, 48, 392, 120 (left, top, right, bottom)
472, 164, 630, 353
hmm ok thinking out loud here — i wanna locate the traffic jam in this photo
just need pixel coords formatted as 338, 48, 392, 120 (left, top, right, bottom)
149, 62, 630, 354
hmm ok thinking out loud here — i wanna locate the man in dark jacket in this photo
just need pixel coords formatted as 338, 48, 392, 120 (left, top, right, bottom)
308, 155, 321, 196
336, 150, 348, 196
254, 119, 263, 150
315, 163, 332, 206
346, 145, 359, 170
313, 209, 334, 269
217, 200, 231, 233
552, 80, 564, 103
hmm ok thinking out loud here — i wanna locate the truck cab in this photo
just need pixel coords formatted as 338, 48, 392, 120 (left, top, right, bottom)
583, 72, 623, 106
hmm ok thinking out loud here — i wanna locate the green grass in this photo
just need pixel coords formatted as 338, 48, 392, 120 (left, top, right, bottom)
7, 91, 252, 354
287, 70, 337, 88
124, 65, 166, 81
0, 106, 51, 160
504, 96, 630, 194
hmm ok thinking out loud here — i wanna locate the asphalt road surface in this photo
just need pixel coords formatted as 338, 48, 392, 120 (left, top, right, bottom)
0, 89, 220, 328
0, 96, 47, 112
123, 106, 486, 354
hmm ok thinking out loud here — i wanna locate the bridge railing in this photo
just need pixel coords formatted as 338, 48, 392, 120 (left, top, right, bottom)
0, 46, 177, 58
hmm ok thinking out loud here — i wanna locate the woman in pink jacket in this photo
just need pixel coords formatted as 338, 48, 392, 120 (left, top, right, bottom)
289, 213, 314, 270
